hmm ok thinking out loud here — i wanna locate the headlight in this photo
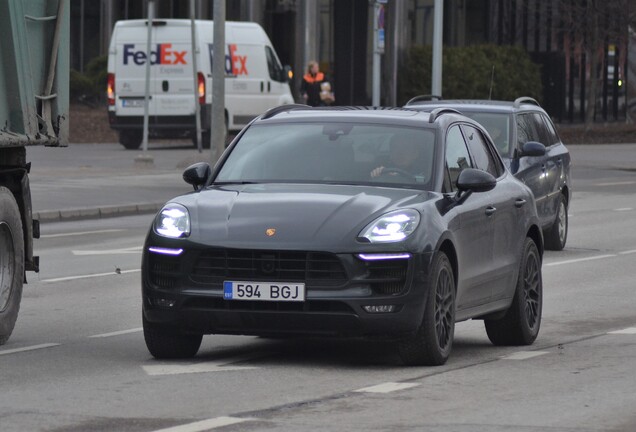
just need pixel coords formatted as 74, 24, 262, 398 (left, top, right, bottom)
154, 204, 190, 238
359, 209, 420, 243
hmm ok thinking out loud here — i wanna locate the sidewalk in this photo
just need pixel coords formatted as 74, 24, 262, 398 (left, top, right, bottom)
27, 142, 214, 223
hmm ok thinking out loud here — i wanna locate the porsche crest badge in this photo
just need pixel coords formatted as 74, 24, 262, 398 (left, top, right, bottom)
266, 228, 276, 237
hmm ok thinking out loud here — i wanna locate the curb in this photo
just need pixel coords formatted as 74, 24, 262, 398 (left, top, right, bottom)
34, 202, 164, 223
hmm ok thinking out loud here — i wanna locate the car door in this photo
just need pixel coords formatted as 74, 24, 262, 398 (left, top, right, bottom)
461, 124, 520, 299
538, 113, 569, 224
514, 112, 550, 223
444, 125, 494, 309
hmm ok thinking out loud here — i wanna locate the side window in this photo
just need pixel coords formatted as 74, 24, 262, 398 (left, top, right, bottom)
516, 113, 535, 149
540, 114, 560, 146
531, 113, 552, 146
445, 125, 473, 191
265, 46, 283, 82
461, 125, 501, 177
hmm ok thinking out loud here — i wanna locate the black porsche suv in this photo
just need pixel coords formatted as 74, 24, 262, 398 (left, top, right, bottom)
405, 97, 571, 251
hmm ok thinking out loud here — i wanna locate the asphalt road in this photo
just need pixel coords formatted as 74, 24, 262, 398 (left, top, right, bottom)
1, 144, 636, 431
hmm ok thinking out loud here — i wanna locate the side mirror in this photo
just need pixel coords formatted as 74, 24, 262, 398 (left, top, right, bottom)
183, 162, 211, 190
519, 141, 546, 158
456, 168, 497, 193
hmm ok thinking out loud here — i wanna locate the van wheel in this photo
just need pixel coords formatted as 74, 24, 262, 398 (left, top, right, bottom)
0, 187, 24, 345
119, 130, 142, 150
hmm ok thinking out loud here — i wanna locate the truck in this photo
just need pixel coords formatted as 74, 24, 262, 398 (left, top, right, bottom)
0, 0, 69, 344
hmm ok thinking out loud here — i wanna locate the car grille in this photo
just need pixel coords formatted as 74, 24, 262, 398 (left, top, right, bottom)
148, 254, 180, 289
190, 249, 348, 289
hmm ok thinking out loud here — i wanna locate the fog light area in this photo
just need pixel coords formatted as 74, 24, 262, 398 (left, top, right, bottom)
155, 298, 176, 307
363, 305, 396, 313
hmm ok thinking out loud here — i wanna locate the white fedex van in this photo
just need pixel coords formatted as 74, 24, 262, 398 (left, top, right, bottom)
107, 19, 294, 149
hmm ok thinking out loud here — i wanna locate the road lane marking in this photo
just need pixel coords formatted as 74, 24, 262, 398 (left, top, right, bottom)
619, 250, 636, 255
41, 229, 126, 239
142, 353, 270, 376
545, 254, 616, 267
72, 246, 143, 256
596, 181, 636, 187
354, 382, 420, 394
501, 351, 550, 361
608, 327, 636, 335
614, 208, 633, 212
151, 416, 255, 432
42, 269, 140, 283
89, 328, 142, 338
0, 343, 61, 356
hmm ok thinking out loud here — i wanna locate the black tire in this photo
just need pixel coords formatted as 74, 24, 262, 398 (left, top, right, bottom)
485, 238, 542, 346
544, 194, 568, 251
0, 187, 24, 345
143, 315, 202, 359
119, 130, 143, 150
398, 252, 455, 366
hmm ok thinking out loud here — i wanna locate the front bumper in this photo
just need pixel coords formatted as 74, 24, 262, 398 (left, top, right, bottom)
142, 240, 434, 339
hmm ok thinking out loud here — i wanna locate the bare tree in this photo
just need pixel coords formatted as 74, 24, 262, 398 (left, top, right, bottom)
556, 0, 634, 127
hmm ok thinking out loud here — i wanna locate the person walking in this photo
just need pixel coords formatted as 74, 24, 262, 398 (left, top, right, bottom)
300, 60, 333, 107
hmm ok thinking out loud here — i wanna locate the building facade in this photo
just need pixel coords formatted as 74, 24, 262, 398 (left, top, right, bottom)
72, 0, 631, 122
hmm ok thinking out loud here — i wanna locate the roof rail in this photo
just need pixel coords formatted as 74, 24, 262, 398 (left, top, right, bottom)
405, 94, 443, 105
513, 97, 541, 108
261, 104, 311, 120
428, 107, 462, 123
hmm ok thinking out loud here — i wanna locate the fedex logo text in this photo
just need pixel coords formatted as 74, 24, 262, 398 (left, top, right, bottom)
208, 44, 249, 76
123, 44, 187, 65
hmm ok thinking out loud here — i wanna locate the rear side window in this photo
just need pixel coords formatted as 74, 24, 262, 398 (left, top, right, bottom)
445, 125, 473, 191
265, 46, 284, 82
530, 113, 553, 147
540, 114, 560, 146
461, 125, 502, 178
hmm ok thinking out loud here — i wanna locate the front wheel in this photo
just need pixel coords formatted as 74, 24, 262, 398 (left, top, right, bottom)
398, 252, 455, 366
0, 187, 25, 345
485, 237, 542, 346
143, 315, 202, 359
544, 194, 568, 251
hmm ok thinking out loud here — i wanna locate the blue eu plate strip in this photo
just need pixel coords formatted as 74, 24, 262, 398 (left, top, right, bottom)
223, 281, 233, 299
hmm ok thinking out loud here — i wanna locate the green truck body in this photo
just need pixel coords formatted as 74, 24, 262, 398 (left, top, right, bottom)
0, 0, 69, 345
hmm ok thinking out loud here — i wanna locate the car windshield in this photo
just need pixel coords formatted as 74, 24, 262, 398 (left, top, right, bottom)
215, 122, 436, 189
460, 112, 512, 157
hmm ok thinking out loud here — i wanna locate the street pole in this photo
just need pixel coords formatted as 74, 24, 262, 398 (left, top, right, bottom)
431, 0, 443, 97
211, 0, 226, 163
136, 0, 154, 167
190, 0, 202, 153
372, 1, 385, 106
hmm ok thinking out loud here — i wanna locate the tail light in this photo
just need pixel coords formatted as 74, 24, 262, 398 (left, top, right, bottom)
107, 73, 115, 106
197, 72, 205, 104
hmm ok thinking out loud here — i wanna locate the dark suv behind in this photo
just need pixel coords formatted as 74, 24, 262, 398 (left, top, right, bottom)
405, 97, 571, 250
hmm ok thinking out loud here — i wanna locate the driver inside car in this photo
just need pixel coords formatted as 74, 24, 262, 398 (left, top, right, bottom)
370, 134, 423, 180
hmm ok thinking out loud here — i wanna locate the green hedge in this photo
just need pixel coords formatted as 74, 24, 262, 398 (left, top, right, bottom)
400, 45, 543, 104
69, 55, 108, 103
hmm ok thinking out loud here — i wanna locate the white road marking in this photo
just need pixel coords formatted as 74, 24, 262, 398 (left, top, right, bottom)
608, 327, 636, 335
545, 254, 616, 267
89, 328, 142, 338
0, 343, 61, 356
142, 353, 269, 376
72, 246, 143, 256
151, 416, 255, 432
501, 351, 550, 361
40, 229, 126, 239
354, 382, 420, 394
619, 250, 636, 255
42, 269, 141, 283
596, 181, 636, 187
614, 208, 633, 212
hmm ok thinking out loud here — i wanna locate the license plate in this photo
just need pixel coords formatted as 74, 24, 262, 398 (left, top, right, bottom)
122, 98, 145, 107
223, 281, 305, 302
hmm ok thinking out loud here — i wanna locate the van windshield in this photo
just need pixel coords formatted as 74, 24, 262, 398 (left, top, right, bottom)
215, 122, 436, 189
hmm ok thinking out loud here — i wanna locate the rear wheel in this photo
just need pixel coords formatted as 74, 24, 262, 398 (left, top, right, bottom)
0, 187, 24, 345
398, 252, 455, 366
544, 194, 568, 251
119, 130, 143, 150
143, 315, 202, 359
485, 238, 542, 346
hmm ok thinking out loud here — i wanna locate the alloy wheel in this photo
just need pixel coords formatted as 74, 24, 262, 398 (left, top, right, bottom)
435, 268, 454, 350
523, 249, 541, 330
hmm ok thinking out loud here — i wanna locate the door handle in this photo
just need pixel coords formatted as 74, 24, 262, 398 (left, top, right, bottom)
268, 81, 271, 92
485, 206, 497, 216
515, 199, 527, 208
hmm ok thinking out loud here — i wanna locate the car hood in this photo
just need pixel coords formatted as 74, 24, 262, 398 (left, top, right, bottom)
172, 183, 436, 251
